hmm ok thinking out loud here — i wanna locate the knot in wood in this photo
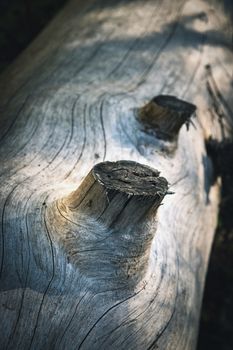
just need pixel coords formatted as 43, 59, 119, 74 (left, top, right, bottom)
93, 160, 168, 197
138, 95, 196, 141
64, 160, 168, 229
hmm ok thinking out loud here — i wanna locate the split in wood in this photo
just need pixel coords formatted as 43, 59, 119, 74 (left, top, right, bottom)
138, 95, 196, 141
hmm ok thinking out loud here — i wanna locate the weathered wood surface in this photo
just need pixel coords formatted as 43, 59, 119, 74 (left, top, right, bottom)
0, 0, 232, 349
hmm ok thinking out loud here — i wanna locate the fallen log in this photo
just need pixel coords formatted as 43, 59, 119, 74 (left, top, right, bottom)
0, 0, 232, 349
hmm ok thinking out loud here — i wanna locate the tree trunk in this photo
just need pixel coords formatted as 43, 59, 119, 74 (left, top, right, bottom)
0, 0, 232, 349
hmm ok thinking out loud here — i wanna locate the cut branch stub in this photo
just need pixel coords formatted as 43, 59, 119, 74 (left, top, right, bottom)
64, 160, 168, 229
57, 161, 168, 287
138, 95, 196, 141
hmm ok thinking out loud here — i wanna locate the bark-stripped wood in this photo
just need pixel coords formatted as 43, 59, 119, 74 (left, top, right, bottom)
0, 0, 232, 349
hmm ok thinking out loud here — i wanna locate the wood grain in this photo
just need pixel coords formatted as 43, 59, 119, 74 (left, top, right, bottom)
0, 0, 232, 349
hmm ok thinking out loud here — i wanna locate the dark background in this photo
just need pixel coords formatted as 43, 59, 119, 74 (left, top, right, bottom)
0, 0, 67, 72
0, 0, 232, 349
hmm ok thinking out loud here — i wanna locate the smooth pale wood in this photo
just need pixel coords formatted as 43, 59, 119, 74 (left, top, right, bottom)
0, 0, 232, 349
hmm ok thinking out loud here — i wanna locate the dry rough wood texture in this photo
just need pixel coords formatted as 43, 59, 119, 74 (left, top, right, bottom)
56, 160, 168, 290
138, 95, 196, 141
0, 0, 232, 349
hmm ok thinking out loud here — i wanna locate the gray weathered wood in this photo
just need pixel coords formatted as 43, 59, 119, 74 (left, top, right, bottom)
0, 0, 232, 349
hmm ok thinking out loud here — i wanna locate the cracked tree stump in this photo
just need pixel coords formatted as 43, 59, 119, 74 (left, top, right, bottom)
54, 161, 168, 289
0, 0, 232, 349
138, 95, 196, 141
